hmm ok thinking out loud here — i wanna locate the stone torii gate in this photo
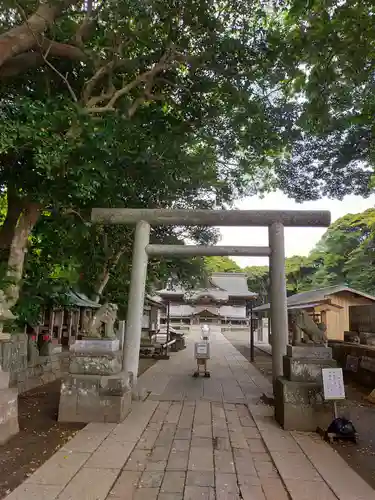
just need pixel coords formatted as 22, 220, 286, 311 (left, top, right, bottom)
91, 209, 330, 392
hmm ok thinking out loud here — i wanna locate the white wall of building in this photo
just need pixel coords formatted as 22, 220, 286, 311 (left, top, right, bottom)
219, 305, 246, 318
165, 303, 247, 320
142, 306, 161, 330
150, 307, 160, 330
142, 313, 149, 329
168, 304, 195, 317
255, 317, 269, 344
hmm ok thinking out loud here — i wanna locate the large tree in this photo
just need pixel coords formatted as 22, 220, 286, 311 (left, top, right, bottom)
274, 0, 374, 200
204, 257, 242, 275
244, 210, 375, 300
244, 265, 269, 305
306, 209, 375, 292
0, 0, 293, 309
206, 210, 375, 303
18, 212, 211, 323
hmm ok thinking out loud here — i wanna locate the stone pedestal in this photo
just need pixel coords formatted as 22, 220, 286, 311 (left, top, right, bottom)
0, 369, 19, 444
70, 338, 120, 353
69, 351, 122, 376
58, 340, 131, 423
175, 336, 186, 351
275, 344, 336, 431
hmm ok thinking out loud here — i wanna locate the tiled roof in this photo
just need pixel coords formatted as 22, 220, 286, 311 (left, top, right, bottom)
210, 273, 256, 297
145, 294, 165, 308
185, 289, 229, 303
66, 291, 101, 308
158, 272, 257, 299
253, 285, 375, 312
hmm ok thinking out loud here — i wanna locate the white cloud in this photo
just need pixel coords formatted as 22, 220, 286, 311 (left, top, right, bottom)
217, 192, 375, 268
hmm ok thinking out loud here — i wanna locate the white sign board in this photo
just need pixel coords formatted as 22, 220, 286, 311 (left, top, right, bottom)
196, 343, 208, 355
194, 341, 210, 359
322, 368, 346, 401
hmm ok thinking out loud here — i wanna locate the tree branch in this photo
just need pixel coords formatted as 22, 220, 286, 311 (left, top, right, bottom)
86, 58, 171, 113
0, 0, 81, 69
127, 96, 146, 118
74, 0, 105, 48
62, 208, 89, 223
0, 40, 87, 79
43, 43, 78, 102
12, 4, 79, 101
81, 52, 157, 105
74, 0, 93, 47
82, 59, 116, 104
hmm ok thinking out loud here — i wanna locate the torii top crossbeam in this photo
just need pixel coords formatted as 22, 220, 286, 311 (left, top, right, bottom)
91, 208, 330, 227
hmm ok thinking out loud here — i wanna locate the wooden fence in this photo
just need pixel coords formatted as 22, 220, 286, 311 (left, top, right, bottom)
349, 305, 375, 332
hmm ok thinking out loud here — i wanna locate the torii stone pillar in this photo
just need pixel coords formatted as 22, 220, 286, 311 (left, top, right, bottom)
91, 208, 331, 394
269, 222, 288, 385
123, 221, 150, 385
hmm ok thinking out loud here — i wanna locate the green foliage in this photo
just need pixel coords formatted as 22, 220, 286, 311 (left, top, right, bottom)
244, 265, 269, 304
307, 209, 375, 293
275, 0, 375, 200
2, 0, 373, 208
0, 0, 300, 319
284, 255, 316, 294
0, 0, 294, 211
205, 209, 375, 304
15, 211, 212, 322
1, 0, 374, 322
204, 257, 242, 274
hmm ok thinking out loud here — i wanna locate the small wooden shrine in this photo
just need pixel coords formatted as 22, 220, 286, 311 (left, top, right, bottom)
30, 291, 101, 347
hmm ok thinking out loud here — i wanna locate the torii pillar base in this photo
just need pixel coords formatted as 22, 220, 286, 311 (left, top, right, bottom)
274, 345, 335, 431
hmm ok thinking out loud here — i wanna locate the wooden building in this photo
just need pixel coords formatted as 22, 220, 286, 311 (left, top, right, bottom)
142, 295, 165, 335
253, 285, 375, 342
37, 292, 166, 348
158, 273, 257, 332
34, 291, 101, 347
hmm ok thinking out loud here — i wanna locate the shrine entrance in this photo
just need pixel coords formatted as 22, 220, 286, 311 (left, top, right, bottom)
91, 208, 330, 392
191, 310, 222, 325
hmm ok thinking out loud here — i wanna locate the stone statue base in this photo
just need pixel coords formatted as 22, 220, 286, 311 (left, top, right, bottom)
275, 344, 336, 431
0, 369, 19, 444
58, 372, 131, 423
70, 339, 120, 353
69, 351, 122, 376
58, 343, 131, 423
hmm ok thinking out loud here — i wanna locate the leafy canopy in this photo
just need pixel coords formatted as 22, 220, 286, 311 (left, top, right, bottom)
209, 209, 375, 305
274, 0, 374, 200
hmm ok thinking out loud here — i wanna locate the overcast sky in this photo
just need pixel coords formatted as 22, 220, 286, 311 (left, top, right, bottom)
218, 191, 375, 268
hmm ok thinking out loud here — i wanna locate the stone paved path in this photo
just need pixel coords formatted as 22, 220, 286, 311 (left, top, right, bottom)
4, 330, 375, 500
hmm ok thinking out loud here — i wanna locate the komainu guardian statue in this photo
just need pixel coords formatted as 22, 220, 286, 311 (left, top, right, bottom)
0, 290, 16, 333
86, 303, 118, 339
290, 309, 327, 345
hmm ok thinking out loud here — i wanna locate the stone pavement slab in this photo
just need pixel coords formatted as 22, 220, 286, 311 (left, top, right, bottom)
4, 329, 375, 500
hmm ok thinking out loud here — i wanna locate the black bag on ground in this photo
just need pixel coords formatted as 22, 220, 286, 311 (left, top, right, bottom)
327, 417, 357, 438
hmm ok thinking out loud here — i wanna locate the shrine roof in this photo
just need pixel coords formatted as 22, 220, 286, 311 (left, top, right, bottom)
145, 294, 165, 309
157, 272, 256, 299
253, 285, 375, 312
67, 291, 101, 308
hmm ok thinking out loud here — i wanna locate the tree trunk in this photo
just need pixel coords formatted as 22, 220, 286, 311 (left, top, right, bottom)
92, 266, 111, 303
92, 249, 125, 303
0, 0, 80, 69
0, 190, 23, 255
0, 41, 86, 79
5, 201, 42, 308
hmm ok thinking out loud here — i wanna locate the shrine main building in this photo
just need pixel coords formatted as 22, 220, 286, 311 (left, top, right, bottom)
158, 272, 257, 331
